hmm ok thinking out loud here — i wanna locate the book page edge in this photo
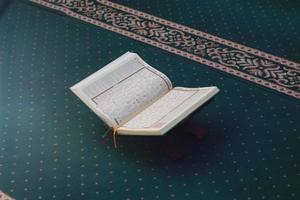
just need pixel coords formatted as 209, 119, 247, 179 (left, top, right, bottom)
117, 86, 219, 136
159, 86, 219, 134
70, 52, 134, 90
70, 86, 116, 127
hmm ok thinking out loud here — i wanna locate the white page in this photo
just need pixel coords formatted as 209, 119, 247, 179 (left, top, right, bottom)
93, 67, 170, 126
71, 52, 172, 127
118, 87, 219, 135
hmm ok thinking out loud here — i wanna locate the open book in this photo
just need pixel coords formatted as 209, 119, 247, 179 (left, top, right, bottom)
71, 52, 219, 144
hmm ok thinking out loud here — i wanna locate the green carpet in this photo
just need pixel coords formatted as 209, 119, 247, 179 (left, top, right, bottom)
0, 0, 299, 200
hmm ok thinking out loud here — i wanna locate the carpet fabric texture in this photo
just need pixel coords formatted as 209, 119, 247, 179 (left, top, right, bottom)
0, 0, 299, 200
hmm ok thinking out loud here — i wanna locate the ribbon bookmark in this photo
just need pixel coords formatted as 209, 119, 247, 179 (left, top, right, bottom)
101, 127, 118, 148
101, 127, 112, 139
112, 128, 117, 148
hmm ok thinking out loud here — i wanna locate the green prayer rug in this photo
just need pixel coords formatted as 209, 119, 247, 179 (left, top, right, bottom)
0, 0, 299, 200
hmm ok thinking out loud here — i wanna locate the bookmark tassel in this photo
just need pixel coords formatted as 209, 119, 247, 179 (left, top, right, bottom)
101, 127, 112, 139
100, 127, 118, 148
101, 127, 112, 145
112, 128, 117, 148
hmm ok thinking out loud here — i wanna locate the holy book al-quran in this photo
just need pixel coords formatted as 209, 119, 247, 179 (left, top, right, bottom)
71, 52, 219, 147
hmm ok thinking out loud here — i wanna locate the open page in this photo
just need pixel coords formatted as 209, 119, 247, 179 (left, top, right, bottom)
71, 52, 172, 127
117, 87, 219, 135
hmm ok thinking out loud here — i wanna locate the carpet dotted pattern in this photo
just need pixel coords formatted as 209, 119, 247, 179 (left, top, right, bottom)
0, 1, 299, 200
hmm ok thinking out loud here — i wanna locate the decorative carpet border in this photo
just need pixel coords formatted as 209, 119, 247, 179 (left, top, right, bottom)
30, 0, 300, 100
100, 0, 300, 70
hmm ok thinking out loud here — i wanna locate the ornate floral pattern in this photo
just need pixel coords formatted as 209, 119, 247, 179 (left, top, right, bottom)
30, 0, 300, 99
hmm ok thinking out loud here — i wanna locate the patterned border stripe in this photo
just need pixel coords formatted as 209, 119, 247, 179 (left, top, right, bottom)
99, 0, 300, 70
29, 0, 300, 99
